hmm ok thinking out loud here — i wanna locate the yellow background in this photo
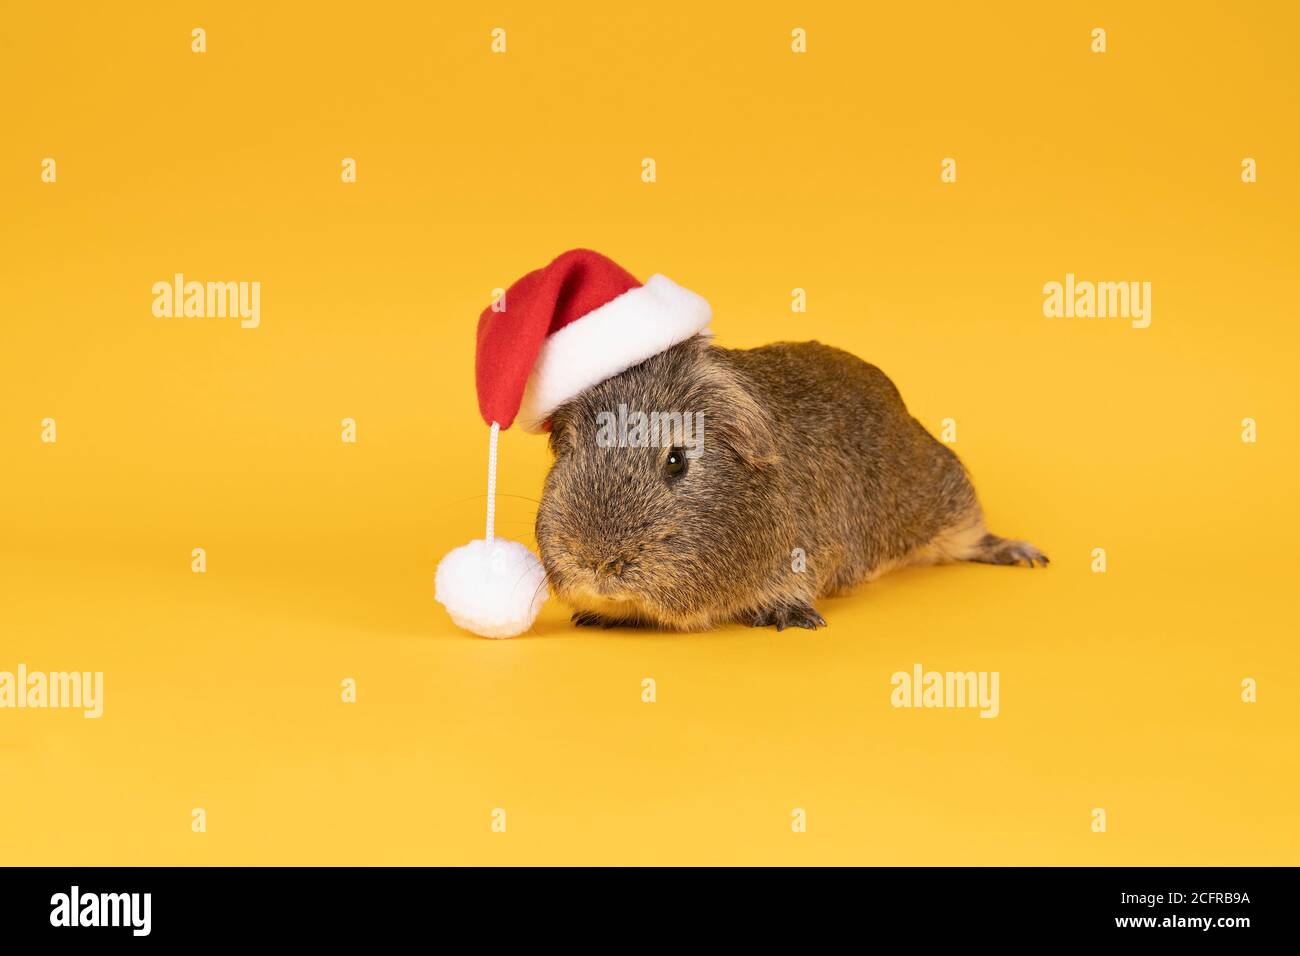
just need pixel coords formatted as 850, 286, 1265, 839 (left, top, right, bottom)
2, 1, 1296, 865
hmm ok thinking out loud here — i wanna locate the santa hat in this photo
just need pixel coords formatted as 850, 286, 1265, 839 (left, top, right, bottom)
435, 249, 712, 638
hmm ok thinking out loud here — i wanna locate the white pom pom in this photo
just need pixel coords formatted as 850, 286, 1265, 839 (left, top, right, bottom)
435, 538, 548, 639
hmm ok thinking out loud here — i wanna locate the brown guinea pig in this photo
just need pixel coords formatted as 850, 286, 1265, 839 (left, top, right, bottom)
535, 335, 1046, 631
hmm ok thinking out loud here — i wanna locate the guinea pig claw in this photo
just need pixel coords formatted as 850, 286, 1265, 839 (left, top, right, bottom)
571, 610, 636, 629
750, 603, 826, 631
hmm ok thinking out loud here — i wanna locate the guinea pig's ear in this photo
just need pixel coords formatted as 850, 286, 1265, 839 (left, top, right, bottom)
699, 371, 780, 468
547, 415, 577, 457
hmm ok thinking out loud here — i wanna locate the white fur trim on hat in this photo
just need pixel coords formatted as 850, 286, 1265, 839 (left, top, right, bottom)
516, 274, 712, 432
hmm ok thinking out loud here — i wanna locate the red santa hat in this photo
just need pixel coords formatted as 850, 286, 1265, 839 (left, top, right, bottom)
435, 249, 713, 638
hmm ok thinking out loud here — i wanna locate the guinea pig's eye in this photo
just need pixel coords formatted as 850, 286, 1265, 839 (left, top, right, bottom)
664, 447, 688, 481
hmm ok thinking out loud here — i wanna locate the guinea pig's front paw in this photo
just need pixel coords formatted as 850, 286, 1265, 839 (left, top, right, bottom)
571, 610, 629, 629
749, 602, 827, 632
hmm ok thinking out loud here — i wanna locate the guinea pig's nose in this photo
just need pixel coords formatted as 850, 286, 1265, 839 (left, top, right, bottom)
597, 556, 627, 578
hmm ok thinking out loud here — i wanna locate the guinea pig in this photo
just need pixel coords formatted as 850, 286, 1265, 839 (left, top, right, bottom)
535, 335, 1046, 631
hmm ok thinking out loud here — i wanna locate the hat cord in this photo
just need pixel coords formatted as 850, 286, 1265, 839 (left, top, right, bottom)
485, 421, 500, 543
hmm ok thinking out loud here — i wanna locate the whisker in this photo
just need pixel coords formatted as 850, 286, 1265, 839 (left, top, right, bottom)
430, 492, 544, 518
522, 572, 556, 637
511, 561, 554, 607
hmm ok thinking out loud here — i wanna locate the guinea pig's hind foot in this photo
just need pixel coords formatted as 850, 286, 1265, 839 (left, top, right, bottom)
968, 533, 1050, 569
749, 601, 827, 632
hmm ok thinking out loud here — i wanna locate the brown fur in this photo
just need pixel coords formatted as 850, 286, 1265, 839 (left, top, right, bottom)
535, 338, 1047, 631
